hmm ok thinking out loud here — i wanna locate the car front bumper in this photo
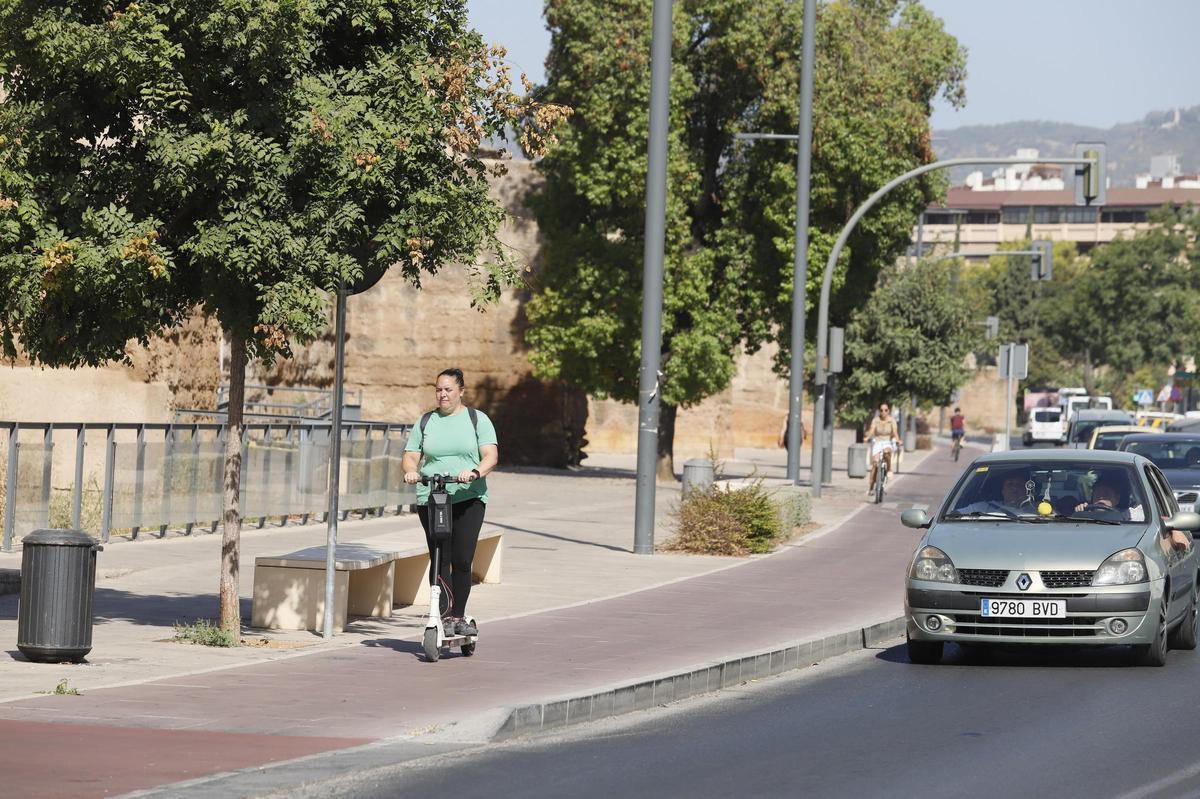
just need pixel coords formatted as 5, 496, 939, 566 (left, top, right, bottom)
905, 580, 1162, 646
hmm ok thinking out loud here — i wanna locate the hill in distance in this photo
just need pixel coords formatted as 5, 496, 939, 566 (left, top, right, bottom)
934, 105, 1200, 186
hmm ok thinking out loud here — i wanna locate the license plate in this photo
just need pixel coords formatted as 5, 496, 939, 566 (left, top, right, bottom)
1179, 503, 1195, 513
980, 598, 1065, 618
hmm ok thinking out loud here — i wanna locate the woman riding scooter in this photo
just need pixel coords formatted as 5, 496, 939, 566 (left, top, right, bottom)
402, 368, 499, 637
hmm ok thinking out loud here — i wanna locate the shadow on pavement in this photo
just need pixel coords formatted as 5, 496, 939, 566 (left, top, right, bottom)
88, 588, 250, 627
361, 637, 437, 661
484, 521, 630, 553
876, 641, 1142, 669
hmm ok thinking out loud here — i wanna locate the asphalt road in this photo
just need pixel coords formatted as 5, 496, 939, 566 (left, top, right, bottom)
312, 639, 1200, 799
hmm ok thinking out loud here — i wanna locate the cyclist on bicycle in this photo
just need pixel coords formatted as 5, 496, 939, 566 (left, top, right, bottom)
950, 407, 965, 456
866, 403, 901, 496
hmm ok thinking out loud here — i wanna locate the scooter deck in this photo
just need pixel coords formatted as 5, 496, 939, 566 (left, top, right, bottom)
440, 634, 478, 646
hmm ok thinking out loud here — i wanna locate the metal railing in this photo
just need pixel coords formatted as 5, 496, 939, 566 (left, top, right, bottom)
211, 384, 364, 419
0, 420, 415, 552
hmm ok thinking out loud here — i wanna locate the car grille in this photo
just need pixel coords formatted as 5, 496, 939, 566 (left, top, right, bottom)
1040, 570, 1094, 589
952, 614, 1102, 637
958, 569, 1009, 588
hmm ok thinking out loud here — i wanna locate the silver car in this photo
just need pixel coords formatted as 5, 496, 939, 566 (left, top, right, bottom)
903, 450, 1200, 666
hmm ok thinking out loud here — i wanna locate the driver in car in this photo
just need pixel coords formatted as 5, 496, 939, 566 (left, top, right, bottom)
956, 473, 1032, 515
1074, 479, 1145, 521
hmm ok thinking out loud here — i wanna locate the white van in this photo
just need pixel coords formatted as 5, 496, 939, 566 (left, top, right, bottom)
1023, 406, 1064, 446
1063, 394, 1113, 422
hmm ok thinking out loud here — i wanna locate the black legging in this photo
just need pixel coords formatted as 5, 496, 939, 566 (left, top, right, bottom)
417, 498, 486, 618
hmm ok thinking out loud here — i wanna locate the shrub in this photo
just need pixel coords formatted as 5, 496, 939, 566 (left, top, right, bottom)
666, 481, 783, 556
173, 619, 239, 647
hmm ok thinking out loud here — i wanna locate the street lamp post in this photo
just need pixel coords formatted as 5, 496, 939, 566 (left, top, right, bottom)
633, 0, 673, 555
731, 0, 817, 486
808, 155, 1098, 497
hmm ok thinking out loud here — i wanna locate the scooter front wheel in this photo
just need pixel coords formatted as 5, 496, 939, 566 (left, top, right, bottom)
423, 627, 441, 662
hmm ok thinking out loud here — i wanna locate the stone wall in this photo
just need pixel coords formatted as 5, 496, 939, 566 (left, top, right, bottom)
0, 158, 801, 467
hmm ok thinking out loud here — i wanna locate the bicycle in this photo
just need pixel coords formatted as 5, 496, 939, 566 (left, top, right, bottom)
870, 441, 895, 504
951, 434, 963, 461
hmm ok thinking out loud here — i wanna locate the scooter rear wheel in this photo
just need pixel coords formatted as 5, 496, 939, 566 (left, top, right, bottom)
461, 642, 476, 656
423, 627, 440, 662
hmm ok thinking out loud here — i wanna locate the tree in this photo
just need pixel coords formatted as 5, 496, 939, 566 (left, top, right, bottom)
0, 0, 564, 634
1048, 206, 1200, 397
839, 259, 978, 429
525, 0, 965, 479
960, 240, 1087, 390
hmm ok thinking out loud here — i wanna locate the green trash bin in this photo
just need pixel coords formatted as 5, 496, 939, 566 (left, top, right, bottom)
17, 529, 103, 663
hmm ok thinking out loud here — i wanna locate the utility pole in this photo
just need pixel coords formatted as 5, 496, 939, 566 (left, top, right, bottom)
633, 0, 673, 555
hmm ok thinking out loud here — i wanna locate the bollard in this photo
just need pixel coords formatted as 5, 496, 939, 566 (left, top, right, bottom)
904, 429, 917, 452
991, 432, 1008, 452
847, 443, 868, 478
681, 459, 714, 498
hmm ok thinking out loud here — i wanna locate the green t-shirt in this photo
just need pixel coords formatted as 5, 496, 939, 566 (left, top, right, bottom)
405, 408, 498, 505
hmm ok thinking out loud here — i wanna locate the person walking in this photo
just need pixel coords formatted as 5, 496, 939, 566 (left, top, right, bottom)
403, 368, 499, 637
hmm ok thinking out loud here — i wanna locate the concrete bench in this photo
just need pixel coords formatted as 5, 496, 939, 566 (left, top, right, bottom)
251, 531, 502, 632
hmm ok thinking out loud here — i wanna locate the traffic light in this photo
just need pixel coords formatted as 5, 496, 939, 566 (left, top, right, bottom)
1031, 239, 1053, 281
1074, 142, 1107, 206
985, 316, 999, 340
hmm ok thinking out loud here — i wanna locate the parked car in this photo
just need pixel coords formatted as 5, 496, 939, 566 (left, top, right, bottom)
1120, 433, 1200, 513
1089, 424, 1158, 451
1023, 406, 1064, 447
1065, 409, 1134, 449
902, 449, 1200, 666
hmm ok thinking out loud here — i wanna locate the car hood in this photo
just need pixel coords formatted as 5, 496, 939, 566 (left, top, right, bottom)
927, 522, 1148, 571
1161, 469, 1200, 491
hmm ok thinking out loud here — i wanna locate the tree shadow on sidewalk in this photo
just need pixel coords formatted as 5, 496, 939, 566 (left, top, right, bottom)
0, 586, 250, 628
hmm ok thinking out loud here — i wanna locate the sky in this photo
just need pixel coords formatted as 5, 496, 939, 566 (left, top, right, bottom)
466, 0, 1200, 131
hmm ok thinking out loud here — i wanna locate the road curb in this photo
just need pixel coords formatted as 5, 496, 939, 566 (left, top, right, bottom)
490, 616, 907, 741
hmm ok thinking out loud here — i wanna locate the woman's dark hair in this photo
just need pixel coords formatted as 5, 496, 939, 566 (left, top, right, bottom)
438, 368, 465, 389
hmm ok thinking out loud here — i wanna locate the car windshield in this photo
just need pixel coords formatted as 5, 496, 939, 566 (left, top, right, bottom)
1122, 439, 1200, 471
942, 461, 1148, 524
1093, 431, 1131, 450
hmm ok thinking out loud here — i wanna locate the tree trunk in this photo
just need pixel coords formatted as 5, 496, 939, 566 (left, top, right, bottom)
656, 402, 677, 483
1082, 348, 1095, 396
219, 332, 246, 637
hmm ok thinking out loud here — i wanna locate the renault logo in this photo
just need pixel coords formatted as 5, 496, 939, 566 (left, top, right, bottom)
1016, 573, 1032, 591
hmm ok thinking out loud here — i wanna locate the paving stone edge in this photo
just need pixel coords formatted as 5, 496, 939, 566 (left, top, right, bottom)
490, 616, 907, 741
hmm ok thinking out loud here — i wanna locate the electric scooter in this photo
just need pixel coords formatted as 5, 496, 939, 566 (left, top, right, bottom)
419, 474, 478, 662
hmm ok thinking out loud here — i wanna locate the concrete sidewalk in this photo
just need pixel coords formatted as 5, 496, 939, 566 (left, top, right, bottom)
0, 434, 973, 798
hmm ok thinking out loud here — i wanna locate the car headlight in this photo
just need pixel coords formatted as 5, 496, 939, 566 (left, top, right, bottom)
910, 546, 958, 583
1092, 548, 1147, 586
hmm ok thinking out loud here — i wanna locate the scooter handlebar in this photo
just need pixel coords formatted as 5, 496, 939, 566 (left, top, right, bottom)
417, 474, 469, 485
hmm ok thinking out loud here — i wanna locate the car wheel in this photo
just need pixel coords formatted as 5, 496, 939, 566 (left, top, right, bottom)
1168, 586, 1199, 651
906, 633, 943, 665
1133, 601, 1169, 667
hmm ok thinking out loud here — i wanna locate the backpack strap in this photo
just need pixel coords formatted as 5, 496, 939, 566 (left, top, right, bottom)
417, 408, 480, 448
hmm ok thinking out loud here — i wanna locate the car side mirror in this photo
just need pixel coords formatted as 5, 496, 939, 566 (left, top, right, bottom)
1167, 511, 1200, 532
901, 509, 931, 529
